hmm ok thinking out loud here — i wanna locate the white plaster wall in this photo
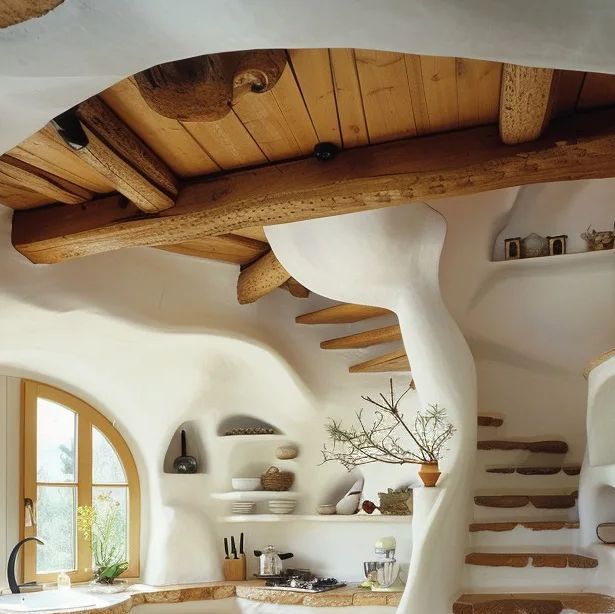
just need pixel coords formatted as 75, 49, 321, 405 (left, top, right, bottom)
0, 204, 419, 587
0, 173, 610, 600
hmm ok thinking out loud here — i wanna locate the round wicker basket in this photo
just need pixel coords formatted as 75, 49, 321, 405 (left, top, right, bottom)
261, 466, 294, 491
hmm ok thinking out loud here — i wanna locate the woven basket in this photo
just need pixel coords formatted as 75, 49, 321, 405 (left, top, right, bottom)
261, 466, 294, 491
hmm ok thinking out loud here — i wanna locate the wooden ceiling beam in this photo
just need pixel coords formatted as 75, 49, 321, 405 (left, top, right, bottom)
50, 97, 179, 213
349, 348, 410, 373
499, 64, 558, 144
13, 106, 615, 264
237, 250, 290, 304
321, 324, 402, 350
0, 155, 93, 204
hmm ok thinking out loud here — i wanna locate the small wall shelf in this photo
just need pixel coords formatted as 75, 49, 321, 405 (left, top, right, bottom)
218, 514, 411, 523
218, 434, 287, 443
492, 248, 613, 266
212, 491, 300, 501
216, 415, 281, 437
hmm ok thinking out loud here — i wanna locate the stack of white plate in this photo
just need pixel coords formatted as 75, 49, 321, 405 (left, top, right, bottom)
268, 499, 296, 515
231, 501, 256, 515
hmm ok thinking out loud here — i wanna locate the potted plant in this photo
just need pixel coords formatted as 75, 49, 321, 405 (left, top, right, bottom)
77, 492, 128, 588
321, 379, 455, 487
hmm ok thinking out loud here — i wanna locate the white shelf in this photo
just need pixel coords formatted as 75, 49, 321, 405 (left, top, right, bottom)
492, 248, 614, 266
218, 514, 412, 523
211, 491, 300, 501
217, 434, 286, 442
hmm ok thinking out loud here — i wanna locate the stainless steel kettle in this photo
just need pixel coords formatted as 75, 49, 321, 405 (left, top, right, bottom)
254, 545, 294, 576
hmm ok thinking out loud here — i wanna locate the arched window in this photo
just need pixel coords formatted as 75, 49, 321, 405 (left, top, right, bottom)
22, 381, 140, 583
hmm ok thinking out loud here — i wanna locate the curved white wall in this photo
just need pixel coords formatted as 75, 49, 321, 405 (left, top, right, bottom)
267, 204, 477, 613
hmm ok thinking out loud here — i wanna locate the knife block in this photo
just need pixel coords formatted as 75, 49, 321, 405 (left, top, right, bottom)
223, 555, 246, 581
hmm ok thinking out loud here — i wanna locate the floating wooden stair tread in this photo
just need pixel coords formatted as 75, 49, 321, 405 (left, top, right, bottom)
470, 521, 580, 532
474, 492, 577, 509
465, 552, 598, 568
454, 593, 615, 614
486, 465, 581, 475
296, 303, 392, 325
349, 348, 410, 374
477, 440, 568, 454
320, 324, 401, 350
477, 415, 504, 427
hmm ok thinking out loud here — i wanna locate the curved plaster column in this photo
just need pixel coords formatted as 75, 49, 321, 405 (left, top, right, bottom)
577, 355, 615, 592
267, 204, 477, 613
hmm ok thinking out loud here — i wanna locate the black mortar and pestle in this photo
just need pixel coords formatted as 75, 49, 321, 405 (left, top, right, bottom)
173, 429, 198, 474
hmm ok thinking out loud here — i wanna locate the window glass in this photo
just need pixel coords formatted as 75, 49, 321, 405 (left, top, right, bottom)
92, 487, 128, 563
92, 427, 126, 484
36, 486, 76, 573
36, 398, 76, 483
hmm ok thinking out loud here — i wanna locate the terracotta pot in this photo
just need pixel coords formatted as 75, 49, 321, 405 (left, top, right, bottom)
418, 462, 441, 487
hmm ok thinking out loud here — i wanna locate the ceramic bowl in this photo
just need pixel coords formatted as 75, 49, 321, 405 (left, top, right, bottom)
232, 477, 262, 491
231, 502, 256, 515
268, 500, 296, 514
317, 504, 337, 515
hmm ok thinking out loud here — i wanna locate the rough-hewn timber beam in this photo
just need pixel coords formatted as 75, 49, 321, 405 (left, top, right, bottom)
499, 64, 557, 145
50, 97, 178, 213
13, 107, 615, 264
0, 155, 93, 204
237, 250, 291, 304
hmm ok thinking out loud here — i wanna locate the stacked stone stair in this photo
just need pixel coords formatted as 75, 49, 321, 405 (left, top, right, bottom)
462, 414, 597, 595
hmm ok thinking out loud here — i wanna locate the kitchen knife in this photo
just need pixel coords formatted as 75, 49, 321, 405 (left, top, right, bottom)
231, 535, 238, 559
239, 532, 244, 556
224, 537, 229, 559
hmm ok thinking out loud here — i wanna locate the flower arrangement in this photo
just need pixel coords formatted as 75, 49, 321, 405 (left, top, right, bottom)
77, 492, 128, 584
321, 379, 455, 486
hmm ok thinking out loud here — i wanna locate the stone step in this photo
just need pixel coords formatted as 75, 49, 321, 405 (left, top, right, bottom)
474, 493, 577, 509
469, 521, 580, 532
478, 440, 568, 454
477, 415, 504, 427
486, 465, 581, 476
454, 593, 615, 613
465, 552, 598, 568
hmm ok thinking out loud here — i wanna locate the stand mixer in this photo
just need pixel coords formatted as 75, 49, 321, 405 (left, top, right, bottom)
363, 536, 405, 592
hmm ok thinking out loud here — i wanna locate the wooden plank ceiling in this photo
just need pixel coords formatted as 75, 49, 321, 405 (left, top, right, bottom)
5, 50, 614, 218
4, 48, 615, 373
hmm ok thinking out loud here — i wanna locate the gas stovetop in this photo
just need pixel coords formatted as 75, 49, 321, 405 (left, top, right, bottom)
264, 574, 346, 593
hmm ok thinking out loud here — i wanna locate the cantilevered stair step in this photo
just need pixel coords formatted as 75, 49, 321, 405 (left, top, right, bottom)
465, 552, 598, 568
296, 303, 392, 325
469, 521, 580, 532
320, 324, 402, 349
474, 492, 577, 509
477, 415, 504, 427
453, 593, 615, 614
349, 348, 410, 373
486, 465, 581, 475
477, 440, 568, 454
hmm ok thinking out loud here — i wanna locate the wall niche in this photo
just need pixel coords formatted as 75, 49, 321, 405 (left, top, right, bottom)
163, 421, 206, 474
217, 414, 281, 437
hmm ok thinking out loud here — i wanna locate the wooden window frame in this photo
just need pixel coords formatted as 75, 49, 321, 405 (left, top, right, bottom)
22, 380, 140, 583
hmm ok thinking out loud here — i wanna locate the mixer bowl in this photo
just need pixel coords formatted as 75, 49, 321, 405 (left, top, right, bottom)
363, 560, 399, 588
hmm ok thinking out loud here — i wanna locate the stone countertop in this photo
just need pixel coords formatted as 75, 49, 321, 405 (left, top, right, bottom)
0, 581, 402, 613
